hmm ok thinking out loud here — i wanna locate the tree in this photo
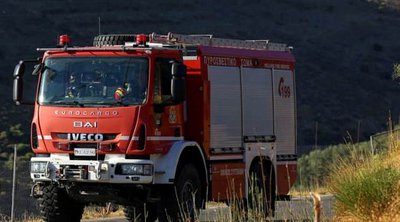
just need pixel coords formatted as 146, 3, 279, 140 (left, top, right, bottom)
392, 63, 400, 82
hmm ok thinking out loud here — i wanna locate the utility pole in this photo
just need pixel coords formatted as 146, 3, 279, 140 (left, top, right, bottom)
370, 135, 375, 155
10, 144, 17, 222
314, 121, 318, 150
357, 120, 361, 143
98, 17, 101, 35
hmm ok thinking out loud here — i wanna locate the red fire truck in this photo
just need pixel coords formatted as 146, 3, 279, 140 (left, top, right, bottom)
13, 33, 297, 222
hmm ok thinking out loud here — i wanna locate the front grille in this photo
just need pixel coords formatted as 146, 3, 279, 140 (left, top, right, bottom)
63, 165, 88, 180
70, 143, 97, 149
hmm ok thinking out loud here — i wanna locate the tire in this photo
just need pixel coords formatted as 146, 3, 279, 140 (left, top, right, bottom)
124, 203, 158, 222
159, 163, 204, 221
93, 34, 136, 46
248, 160, 276, 217
39, 184, 85, 222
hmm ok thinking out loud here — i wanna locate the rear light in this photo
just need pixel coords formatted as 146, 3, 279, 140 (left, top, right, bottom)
31, 123, 38, 149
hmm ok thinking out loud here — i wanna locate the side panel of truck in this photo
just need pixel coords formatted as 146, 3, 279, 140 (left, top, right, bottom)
208, 65, 242, 149
273, 69, 296, 155
241, 67, 276, 198
273, 69, 297, 194
206, 64, 280, 200
184, 46, 296, 200
207, 65, 246, 200
241, 67, 274, 137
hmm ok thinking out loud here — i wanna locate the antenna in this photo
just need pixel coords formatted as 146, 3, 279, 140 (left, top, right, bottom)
98, 16, 101, 35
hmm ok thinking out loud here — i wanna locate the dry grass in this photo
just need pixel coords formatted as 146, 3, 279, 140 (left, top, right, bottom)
7, 205, 124, 222
290, 185, 331, 197
328, 128, 400, 221
81, 205, 124, 220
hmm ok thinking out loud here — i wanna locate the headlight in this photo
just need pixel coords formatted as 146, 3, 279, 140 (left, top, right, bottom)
143, 165, 152, 175
31, 162, 48, 173
116, 164, 152, 176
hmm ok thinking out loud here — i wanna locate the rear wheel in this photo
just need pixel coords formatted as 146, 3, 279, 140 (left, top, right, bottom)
248, 159, 276, 217
39, 183, 85, 222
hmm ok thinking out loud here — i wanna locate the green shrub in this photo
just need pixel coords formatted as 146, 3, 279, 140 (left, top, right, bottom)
392, 63, 400, 81
295, 141, 371, 190
328, 154, 400, 220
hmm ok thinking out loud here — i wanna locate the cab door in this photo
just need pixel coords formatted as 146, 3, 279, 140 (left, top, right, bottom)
149, 58, 185, 153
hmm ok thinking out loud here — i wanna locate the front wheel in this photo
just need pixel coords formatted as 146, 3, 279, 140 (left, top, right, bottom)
124, 203, 158, 222
176, 164, 204, 218
159, 163, 205, 221
38, 183, 85, 222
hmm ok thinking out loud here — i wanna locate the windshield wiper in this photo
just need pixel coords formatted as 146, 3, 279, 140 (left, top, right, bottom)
52, 100, 84, 107
95, 101, 128, 107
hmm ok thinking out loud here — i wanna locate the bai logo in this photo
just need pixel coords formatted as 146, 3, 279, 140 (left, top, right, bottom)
278, 77, 291, 98
73, 121, 98, 128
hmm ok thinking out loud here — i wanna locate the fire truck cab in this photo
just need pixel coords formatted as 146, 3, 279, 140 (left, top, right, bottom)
13, 33, 297, 222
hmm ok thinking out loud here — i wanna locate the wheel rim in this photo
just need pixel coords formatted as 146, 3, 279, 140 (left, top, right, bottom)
180, 180, 196, 214
181, 180, 194, 202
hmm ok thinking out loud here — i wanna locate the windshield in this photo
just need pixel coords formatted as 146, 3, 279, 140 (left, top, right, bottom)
38, 57, 148, 106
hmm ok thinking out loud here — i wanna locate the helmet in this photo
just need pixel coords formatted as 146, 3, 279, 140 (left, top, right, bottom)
114, 87, 127, 101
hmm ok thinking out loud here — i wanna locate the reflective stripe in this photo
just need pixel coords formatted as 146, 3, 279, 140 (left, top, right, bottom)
276, 161, 297, 165
120, 136, 130, 141
209, 154, 243, 161
40, 135, 181, 141
183, 56, 198, 60
37, 135, 43, 140
147, 136, 184, 141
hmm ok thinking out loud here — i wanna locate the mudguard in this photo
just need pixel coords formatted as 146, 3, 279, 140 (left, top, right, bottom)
151, 140, 207, 184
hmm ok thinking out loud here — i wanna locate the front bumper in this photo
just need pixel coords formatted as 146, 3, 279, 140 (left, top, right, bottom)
30, 154, 153, 184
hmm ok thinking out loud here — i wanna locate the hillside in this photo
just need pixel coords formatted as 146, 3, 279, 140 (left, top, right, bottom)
0, 0, 400, 148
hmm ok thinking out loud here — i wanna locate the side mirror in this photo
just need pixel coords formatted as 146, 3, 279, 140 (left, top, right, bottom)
13, 61, 25, 104
12, 60, 39, 105
171, 62, 186, 103
13, 76, 23, 104
13, 61, 25, 78
171, 62, 186, 78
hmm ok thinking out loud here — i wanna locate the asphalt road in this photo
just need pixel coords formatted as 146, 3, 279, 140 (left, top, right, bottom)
83, 194, 335, 222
